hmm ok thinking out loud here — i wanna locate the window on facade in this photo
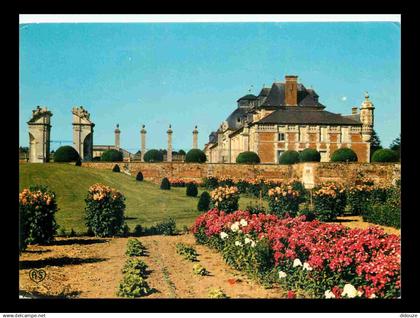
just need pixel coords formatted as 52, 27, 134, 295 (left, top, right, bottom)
320, 127, 328, 142
278, 133, 285, 141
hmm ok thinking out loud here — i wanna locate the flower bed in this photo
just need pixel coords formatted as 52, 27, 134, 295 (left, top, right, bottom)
192, 209, 400, 299
210, 186, 239, 213
267, 185, 301, 217
312, 182, 346, 221
169, 178, 203, 187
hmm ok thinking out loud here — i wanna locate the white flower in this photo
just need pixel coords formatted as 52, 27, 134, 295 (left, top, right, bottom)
234, 241, 243, 247
303, 262, 313, 271
324, 290, 335, 299
250, 241, 256, 248
357, 290, 363, 297
278, 271, 287, 279
231, 222, 240, 232
341, 284, 358, 298
220, 232, 228, 240
244, 237, 252, 244
293, 258, 302, 268
369, 293, 376, 299
239, 219, 248, 227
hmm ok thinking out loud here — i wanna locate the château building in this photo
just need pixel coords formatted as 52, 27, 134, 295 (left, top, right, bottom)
204, 75, 375, 163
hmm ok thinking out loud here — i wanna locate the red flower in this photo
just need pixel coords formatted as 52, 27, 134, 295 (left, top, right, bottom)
287, 290, 296, 299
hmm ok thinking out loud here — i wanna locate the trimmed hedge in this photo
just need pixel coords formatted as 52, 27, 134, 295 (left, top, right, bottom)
75, 158, 82, 166
331, 148, 358, 162
54, 146, 80, 162
197, 191, 211, 211
299, 148, 321, 162
136, 172, 144, 181
112, 164, 120, 172
236, 151, 260, 164
143, 149, 164, 162
279, 150, 299, 164
185, 149, 207, 163
101, 149, 123, 162
371, 149, 399, 163
186, 183, 198, 197
160, 177, 171, 190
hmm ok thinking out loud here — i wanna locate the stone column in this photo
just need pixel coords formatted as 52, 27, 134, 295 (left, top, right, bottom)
140, 125, 146, 162
192, 125, 199, 149
167, 124, 173, 162
72, 106, 94, 161
115, 124, 121, 149
27, 106, 53, 163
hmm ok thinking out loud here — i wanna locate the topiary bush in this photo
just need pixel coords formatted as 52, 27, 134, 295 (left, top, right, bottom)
203, 177, 219, 190
75, 158, 82, 166
299, 148, 321, 162
279, 150, 300, 164
160, 177, 171, 190
143, 149, 164, 162
236, 151, 261, 164
197, 191, 211, 211
136, 171, 144, 181
371, 149, 399, 163
133, 224, 143, 237
186, 182, 198, 197
185, 149, 207, 163
112, 164, 120, 172
19, 185, 58, 250
85, 183, 126, 237
53, 146, 80, 163
101, 149, 123, 162
331, 148, 358, 162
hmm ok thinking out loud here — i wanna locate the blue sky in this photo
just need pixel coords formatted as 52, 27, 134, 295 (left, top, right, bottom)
19, 22, 400, 152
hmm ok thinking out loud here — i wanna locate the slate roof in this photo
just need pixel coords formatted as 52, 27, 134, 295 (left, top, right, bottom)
237, 94, 258, 102
257, 108, 362, 125
343, 114, 361, 123
208, 131, 218, 143
261, 83, 325, 108
225, 107, 248, 129
258, 87, 271, 97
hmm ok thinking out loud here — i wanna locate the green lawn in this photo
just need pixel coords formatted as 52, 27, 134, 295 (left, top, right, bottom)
19, 163, 262, 234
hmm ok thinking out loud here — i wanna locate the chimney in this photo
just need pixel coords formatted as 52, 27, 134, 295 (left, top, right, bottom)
352, 107, 358, 115
285, 75, 298, 106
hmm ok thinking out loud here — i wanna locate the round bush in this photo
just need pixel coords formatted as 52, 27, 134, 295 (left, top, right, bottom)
143, 149, 164, 162
236, 151, 261, 164
160, 177, 171, 190
197, 191, 211, 212
299, 148, 321, 162
279, 150, 300, 164
53, 146, 80, 162
186, 183, 198, 197
331, 148, 358, 162
75, 158, 82, 166
101, 149, 123, 162
112, 164, 120, 172
371, 149, 399, 163
185, 149, 207, 163
136, 171, 144, 181
92, 156, 101, 161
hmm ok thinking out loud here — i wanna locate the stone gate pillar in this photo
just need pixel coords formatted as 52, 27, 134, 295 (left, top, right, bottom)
192, 125, 198, 149
72, 106, 94, 161
115, 124, 121, 149
140, 125, 147, 162
27, 106, 52, 163
167, 124, 173, 162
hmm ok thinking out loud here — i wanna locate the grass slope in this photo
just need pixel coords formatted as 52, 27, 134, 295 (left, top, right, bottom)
19, 163, 260, 234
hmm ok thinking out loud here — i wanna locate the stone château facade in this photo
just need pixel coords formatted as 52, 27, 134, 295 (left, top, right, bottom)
204, 75, 375, 163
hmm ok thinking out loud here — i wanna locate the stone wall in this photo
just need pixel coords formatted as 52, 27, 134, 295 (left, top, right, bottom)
82, 162, 400, 186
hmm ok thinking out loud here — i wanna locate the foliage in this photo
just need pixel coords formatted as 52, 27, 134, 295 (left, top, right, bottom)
160, 177, 171, 190
297, 207, 316, 221
75, 158, 82, 166
176, 243, 199, 261
371, 149, 399, 163
112, 164, 120, 173
136, 172, 144, 181
53, 146, 80, 163
84, 183, 126, 237
312, 182, 346, 221
245, 202, 267, 215
147, 218, 177, 236
193, 264, 209, 276
299, 148, 321, 162
389, 134, 400, 160
331, 148, 358, 162
19, 185, 58, 250
197, 191, 211, 212
122, 258, 148, 277
186, 182, 198, 197
178, 149, 186, 156
126, 238, 146, 257
143, 149, 164, 162
117, 273, 151, 298
210, 186, 239, 213
202, 177, 219, 190
101, 149, 123, 162
208, 287, 228, 298
279, 150, 300, 165
370, 129, 383, 156
133, 224, 143, 237
267, 185, 301, 218
236, 151, 261, 164
185, 149, 207, 163
121, 223, 130, 237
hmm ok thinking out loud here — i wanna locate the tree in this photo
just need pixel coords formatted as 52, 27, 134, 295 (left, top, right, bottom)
389, 134, 401, 159
178, 149, 186, 156
370, 129, 382, 157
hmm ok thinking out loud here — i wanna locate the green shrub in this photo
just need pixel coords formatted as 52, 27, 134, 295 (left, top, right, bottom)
331, 148, 358, 162
75, 158, 82, 166
121, 223, 130, 237
176, 243, 199, 261
136, 171, 144, 181
152, 218, 177, 236
53, 146, 80, 163
210, 186, 239, 213
122, 258, 148, 277
297, 207, 316, 221
126, 238, 146, 257
299, 148, 321, 162
197, 191, 211, 211
112, 164, 120, 172
143, 149, 164, 162
186, 183, 198, 197
193, 264, 209, 276
160, 177, 171, 190
101, 149, 123, 162
117, 273, 151, 298
236, 151, 261, 164
362, 186, 400, 228
203, 177, 219, 190
178, 149, 186, 156
347, 185, 373, 215
92, 156, 101, 161
245, 202, 267, 215
69, 228, 76, 237
19, 185, 58, 249
312, 182, 346, 221
185, 149, 207, 163
133, 224, 143, 237
267, 185, 301, 218
279, 150, 300, 164
371, 149, 399, 163
208, 287, 228, 298
85, 184, 126, 237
